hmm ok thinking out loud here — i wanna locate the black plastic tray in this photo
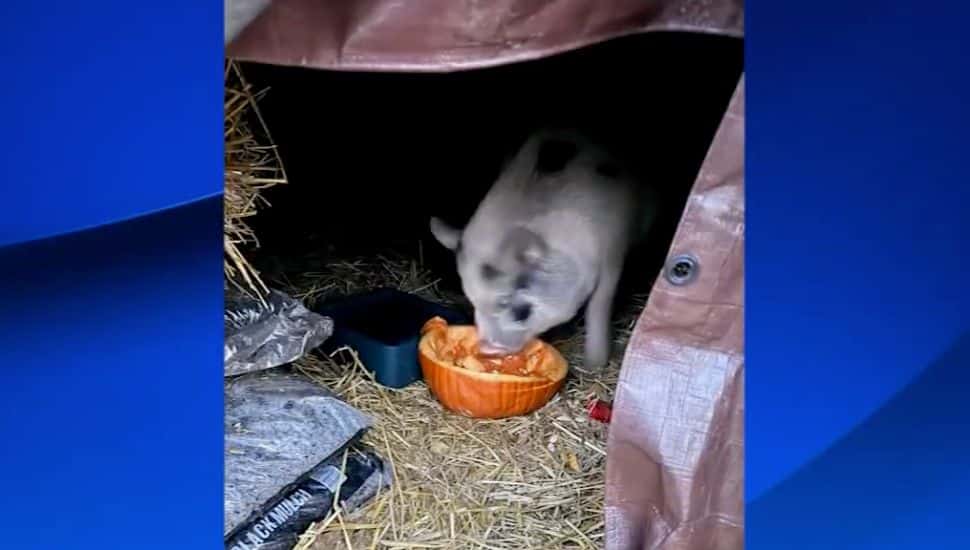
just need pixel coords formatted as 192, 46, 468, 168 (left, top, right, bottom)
315, 288, 470, 388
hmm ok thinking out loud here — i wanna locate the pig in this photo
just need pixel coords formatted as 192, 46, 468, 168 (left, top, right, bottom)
429, 128, 658, 371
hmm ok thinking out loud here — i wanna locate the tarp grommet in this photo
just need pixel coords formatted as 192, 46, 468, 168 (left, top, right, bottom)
664, 253, 699, 286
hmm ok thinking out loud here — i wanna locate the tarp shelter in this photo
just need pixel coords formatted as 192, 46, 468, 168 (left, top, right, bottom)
226, 2, 744, 548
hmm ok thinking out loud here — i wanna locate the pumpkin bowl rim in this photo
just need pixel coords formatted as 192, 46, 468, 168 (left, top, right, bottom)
417, 325, 568, 384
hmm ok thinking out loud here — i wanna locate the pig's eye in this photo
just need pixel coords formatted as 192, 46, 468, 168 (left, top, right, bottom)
511, 303, 532, 323
482, 264, 501, 280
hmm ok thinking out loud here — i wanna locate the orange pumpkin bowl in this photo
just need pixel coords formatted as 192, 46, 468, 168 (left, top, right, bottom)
417, 316, 568, 419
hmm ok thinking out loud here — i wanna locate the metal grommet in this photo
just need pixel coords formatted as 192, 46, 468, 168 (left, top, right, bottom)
664, 254, 699, 286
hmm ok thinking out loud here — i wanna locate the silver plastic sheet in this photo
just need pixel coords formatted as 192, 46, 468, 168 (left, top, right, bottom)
224, 289, 334, 378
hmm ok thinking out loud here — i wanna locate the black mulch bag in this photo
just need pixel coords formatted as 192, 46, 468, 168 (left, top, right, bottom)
224, 370, 373, 534
223, 287, 391, 549
225, 444, 390, 550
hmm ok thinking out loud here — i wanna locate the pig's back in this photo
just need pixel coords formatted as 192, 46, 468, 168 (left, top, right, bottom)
478, 129, 648, 262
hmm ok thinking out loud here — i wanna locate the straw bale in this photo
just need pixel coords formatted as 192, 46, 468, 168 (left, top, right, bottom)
224, 60, 287, 299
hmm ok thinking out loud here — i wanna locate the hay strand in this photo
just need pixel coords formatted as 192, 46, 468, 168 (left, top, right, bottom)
224, 59, 287, 300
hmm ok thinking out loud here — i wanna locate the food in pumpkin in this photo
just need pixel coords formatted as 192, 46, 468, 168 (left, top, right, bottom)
418, 316, 568, 419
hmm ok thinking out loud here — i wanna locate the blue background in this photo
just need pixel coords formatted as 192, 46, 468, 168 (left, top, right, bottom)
0, 0, 967, 548
747, 1, 970, 548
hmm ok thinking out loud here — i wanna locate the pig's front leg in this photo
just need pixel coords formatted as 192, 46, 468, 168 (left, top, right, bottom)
583, 265, 622, 372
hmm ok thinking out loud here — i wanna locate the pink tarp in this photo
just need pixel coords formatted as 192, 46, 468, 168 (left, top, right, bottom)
227, 0, 742, 72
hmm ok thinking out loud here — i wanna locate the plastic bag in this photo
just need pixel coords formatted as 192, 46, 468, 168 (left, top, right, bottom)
224, 369, 373, 535
224, 288, 334, 377
225, 445, 390, 550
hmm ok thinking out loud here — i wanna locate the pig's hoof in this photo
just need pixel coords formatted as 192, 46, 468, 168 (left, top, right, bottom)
583, 350, 608, 373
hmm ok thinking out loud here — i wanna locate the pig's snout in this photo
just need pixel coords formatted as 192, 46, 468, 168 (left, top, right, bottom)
474, 310, 529, 355
477, 328, 530, 356
477, 340, 518, 356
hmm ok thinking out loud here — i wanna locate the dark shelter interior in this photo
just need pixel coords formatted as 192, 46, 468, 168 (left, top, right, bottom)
241, 31, 743, 323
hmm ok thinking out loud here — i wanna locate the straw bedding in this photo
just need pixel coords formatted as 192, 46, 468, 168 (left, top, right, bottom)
259, 251, 647, 549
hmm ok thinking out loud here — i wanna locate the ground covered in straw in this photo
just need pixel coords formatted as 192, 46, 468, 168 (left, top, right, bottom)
258, 249, 646, 550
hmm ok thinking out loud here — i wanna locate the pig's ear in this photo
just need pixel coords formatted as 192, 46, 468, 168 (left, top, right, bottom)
526, 249, 583, 305
506, 227, 548, 268
504, 229, 581, 297
430, 217, 462, 251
